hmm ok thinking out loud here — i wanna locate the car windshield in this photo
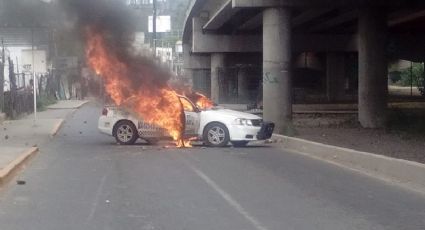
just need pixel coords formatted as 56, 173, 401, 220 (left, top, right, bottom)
1, 1, 425, 229
180, 97, 195, 112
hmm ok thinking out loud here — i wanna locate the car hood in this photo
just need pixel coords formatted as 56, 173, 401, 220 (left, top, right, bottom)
202, 108, 261, 120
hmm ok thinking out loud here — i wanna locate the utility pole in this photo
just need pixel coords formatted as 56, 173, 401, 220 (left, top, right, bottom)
9, 57, 16, 118
153, 0, 157, 57
410, 61, 413, 97
16, 57, 21, 88
32, 28, 37, 123
0, 39, 4, 113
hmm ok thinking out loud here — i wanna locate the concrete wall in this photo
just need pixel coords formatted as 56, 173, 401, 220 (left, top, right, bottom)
232, 0, 416, 8
183, 43, 211, 70
192, 17, 261, 53
203, 0, 229, 17
192, 17, 357, 53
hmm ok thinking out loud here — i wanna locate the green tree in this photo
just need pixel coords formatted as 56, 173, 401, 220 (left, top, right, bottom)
399, 63, 424, 88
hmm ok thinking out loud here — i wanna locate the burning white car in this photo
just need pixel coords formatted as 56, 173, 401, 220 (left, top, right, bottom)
98, 95, 274, 147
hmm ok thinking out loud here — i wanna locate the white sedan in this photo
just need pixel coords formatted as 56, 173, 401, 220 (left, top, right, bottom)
98, 96, 274, 147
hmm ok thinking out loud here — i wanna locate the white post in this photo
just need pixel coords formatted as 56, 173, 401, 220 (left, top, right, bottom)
32, 28, 37, 123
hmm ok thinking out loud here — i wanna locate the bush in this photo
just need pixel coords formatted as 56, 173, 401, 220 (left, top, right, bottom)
399, 63, 424, 87
36, 94, 57, 111
388, 71, 401, 83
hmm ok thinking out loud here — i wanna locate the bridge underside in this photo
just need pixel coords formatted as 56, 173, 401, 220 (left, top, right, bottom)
183, 0, 425, 132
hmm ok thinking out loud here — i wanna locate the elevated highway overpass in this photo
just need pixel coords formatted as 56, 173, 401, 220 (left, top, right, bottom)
183, 0, 425, 133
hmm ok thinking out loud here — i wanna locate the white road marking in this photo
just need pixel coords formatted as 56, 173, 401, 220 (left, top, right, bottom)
85, 174, 107, 225
188, 164, 270, 230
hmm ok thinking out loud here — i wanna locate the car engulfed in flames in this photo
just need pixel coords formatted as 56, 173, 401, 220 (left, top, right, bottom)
98, 95, 275, 148
85, 27, 214, 147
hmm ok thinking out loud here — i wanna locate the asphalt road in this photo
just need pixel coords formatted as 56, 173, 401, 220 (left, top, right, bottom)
0, 102, 424, 230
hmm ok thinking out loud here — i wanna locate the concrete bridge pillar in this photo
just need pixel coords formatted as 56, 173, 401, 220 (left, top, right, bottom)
358, 8, 388, 128
263, 7, 292, 133
211, 53, 225, 103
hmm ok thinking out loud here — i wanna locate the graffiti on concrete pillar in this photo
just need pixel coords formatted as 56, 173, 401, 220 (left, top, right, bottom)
263, 72, 279, 84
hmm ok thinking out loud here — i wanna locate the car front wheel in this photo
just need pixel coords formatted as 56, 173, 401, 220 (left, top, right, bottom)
114, 120, 138, 145
203, 123, 230, 147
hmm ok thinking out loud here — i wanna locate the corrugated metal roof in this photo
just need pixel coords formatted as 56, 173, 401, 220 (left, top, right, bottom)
0, 27, 50, 46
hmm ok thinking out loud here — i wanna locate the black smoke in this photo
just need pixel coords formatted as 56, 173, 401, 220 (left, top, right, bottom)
60, 0, 171, 88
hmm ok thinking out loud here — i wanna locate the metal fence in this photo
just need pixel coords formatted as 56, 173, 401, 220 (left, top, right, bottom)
191, 66, 263, 105
192, 69, 211, 97
3, 90, 34, 118
191, 65, 356, 106
217, 66, 262, 104
2, 73, 59, 119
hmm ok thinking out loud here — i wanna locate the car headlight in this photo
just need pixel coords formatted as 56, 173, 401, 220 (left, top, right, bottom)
234, 118, 245, 125
246, 119, 253, 126
233, 118, 253, 126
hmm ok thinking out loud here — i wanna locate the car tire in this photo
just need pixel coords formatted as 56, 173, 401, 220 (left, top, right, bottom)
231, 141, 249, 147
114, 120, 138, 145
203, 123, 230, 147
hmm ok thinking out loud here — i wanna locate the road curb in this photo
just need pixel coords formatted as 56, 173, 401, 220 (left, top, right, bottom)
0, 147, 38, 185
47, 100, 89, 110
0, 112, 5, 124
272, 134, 425, 193
76, 100, 89, 108
51, 119, 65, 137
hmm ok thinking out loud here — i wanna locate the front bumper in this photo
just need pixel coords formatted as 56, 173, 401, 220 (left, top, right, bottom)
229, 122, 275, 141
256, 122, 275, 140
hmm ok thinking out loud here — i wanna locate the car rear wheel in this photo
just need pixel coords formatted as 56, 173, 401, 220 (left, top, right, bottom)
231, 141, 249, 147
114, 120, 138, 145
203, 123, 230, 147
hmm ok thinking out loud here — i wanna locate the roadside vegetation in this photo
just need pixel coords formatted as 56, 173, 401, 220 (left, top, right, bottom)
389, 63, 425, 96
36, 94, 57, 111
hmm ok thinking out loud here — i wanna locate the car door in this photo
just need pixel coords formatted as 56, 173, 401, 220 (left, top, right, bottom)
179, 97, 200, 136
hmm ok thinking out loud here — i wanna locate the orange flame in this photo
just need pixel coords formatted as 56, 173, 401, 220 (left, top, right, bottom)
85, 27, 184, 143
170, 84, 214, 110
85, 27, 215, 148
194, 92, 214, 110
